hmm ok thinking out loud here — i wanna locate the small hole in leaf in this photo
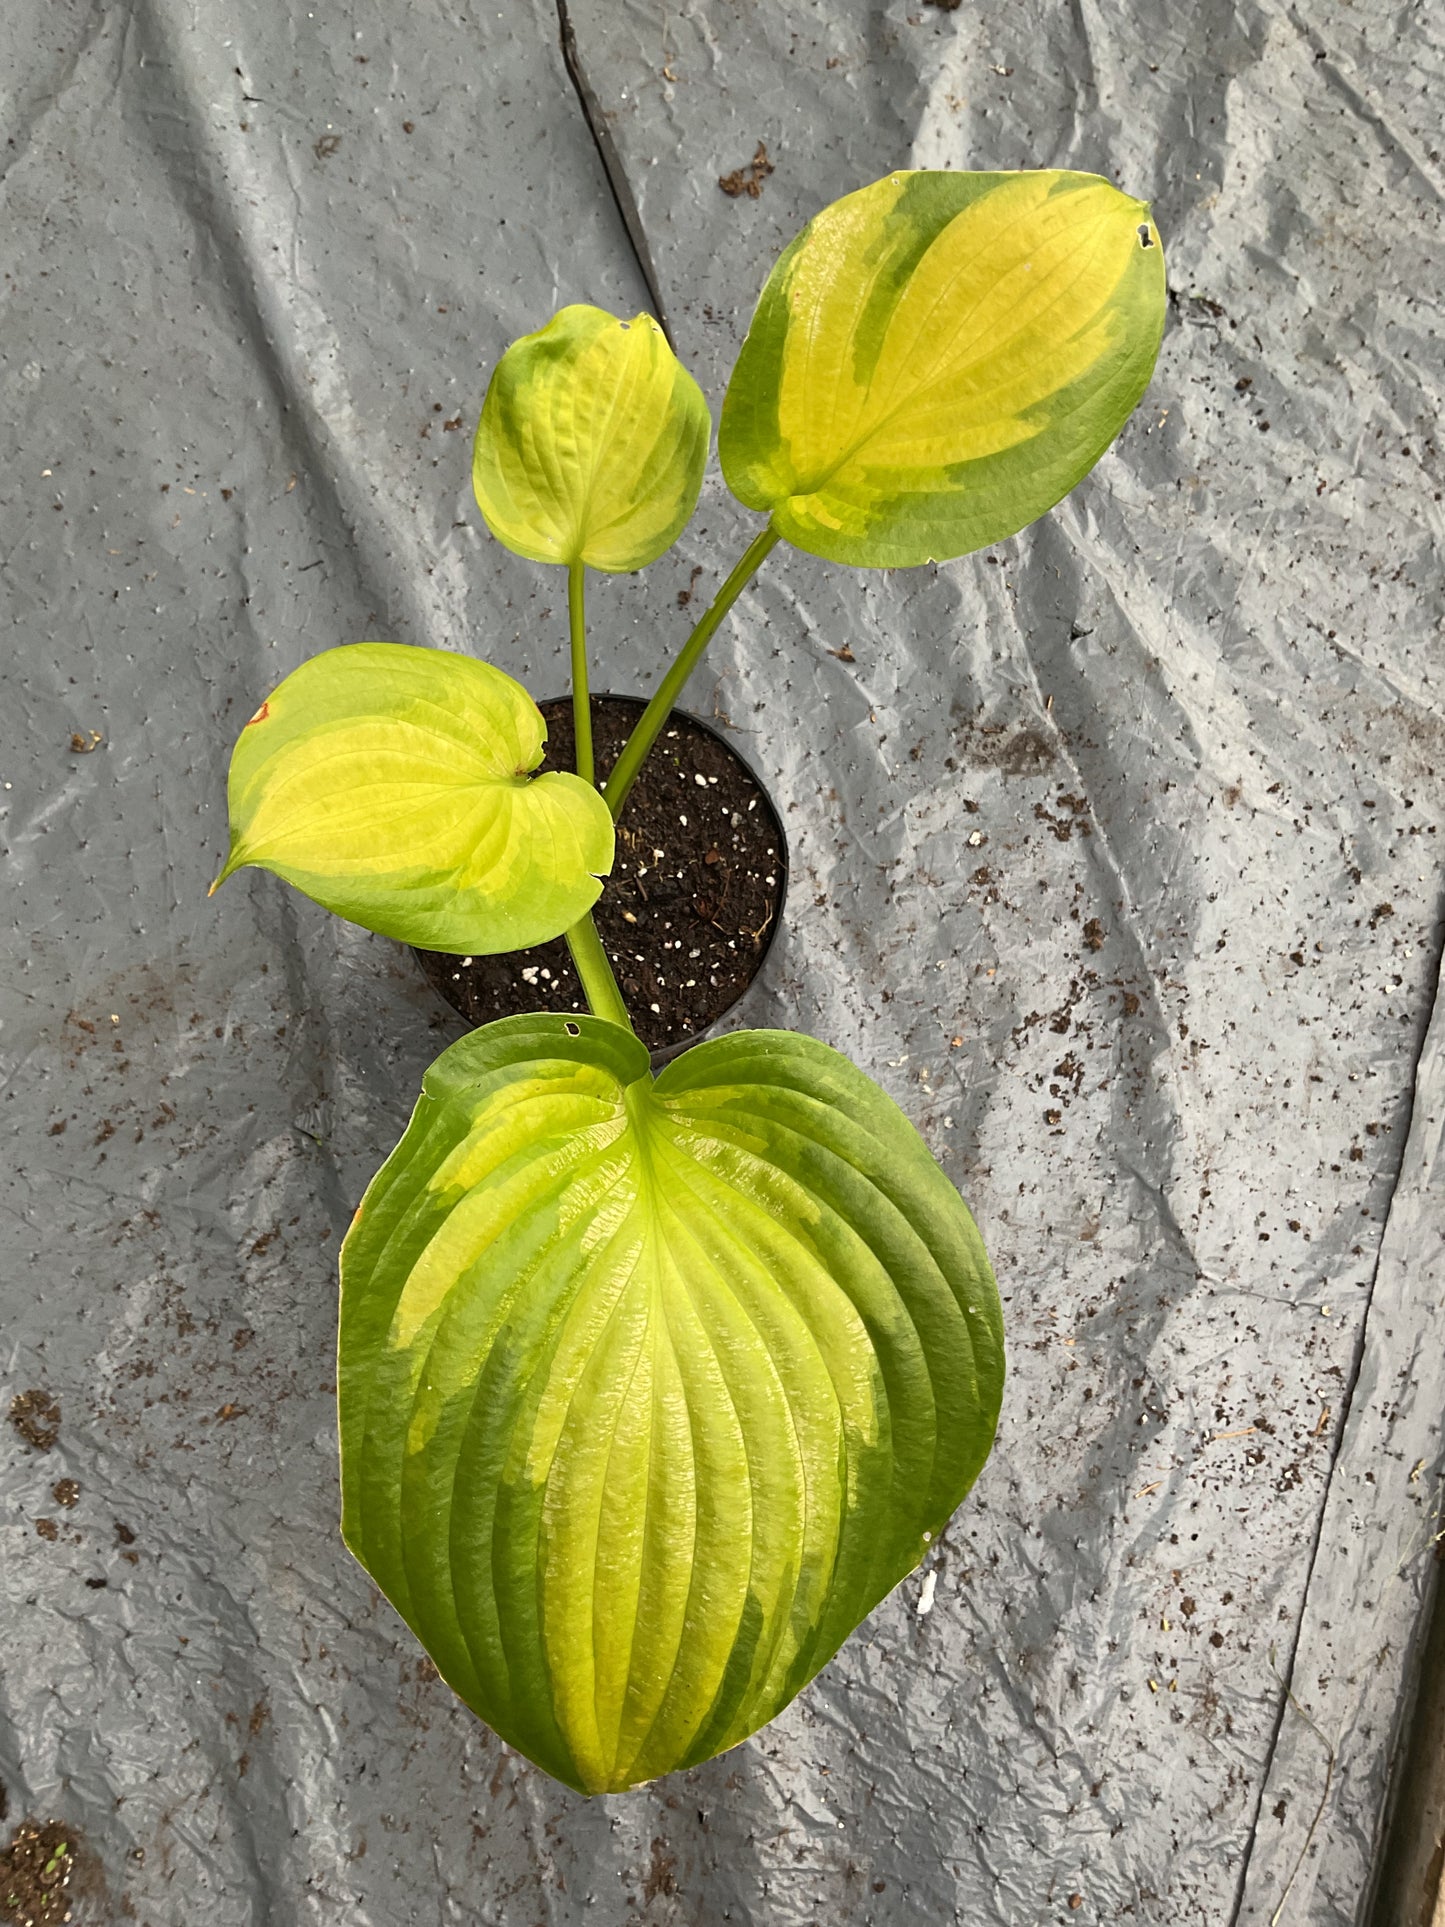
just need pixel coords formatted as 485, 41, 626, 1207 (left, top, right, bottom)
1138, 223, 1155, 248
564, 1021, 580, 1036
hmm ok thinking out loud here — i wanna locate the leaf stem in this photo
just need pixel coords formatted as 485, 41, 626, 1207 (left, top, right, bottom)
602, 521, 780, 821
568, 557, 593, 786
564, 522, 781, 1036
565, 913, 635, 1032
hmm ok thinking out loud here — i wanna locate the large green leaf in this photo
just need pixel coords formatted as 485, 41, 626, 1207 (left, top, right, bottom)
213, 644, 614, 953
473, 304, 710, 572
339, 1013, 1003, 1794
719, 169, 1166, 567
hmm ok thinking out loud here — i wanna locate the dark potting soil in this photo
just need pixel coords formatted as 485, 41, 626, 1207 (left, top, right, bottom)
414, 697, 786, 1054
0, 1820, 90, 1927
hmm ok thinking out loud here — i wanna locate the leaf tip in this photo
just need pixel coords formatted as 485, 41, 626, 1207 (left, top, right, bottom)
208, 845, 247, 897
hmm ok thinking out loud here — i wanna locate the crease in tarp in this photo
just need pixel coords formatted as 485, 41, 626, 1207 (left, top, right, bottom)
0, 0, 111, 196
554, 0, 675, 343
127, 0, 408, 648
1234, 947, 1445, 1921
1283, 3, 1445, 203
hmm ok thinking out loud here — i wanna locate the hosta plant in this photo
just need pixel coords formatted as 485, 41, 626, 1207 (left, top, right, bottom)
216, 170, 1165, 1793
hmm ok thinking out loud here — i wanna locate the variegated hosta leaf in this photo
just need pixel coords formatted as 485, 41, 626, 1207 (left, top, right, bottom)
214, 644, 614, 953
473, 304, 710, 572
339, 1014, 1004, 1794
719, 169, 1166, 567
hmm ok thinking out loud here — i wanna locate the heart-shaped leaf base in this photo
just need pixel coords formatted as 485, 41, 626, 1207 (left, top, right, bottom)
340, 1014, 1003, 1793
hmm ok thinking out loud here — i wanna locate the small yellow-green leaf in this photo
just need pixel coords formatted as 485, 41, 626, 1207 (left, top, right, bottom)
719, 169, 1166, 568
340, 1014, 1003, 1794
214, 643, 614, 954
473, 304, 710, 572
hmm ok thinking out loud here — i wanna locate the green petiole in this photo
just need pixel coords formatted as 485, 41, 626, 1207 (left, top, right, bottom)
563, 521, 778, 1034
602, 521, 779, 821
561, 559, 632, 1032
564, 912, 635, 1034
568, 557, 593, 787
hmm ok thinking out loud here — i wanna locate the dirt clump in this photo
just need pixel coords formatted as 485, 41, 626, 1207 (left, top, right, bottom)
8, 1393, 60, 1453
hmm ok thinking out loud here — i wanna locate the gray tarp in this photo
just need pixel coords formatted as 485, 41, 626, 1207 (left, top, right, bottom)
2, 1, 1442, 1921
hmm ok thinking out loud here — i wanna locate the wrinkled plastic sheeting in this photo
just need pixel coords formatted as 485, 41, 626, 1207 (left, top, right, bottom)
0, 0, 1441, 1921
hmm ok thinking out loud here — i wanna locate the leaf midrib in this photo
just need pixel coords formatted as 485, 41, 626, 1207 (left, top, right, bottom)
782, 200, 1127, 504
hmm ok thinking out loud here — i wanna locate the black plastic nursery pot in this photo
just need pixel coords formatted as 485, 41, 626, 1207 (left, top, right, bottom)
414, 694, 788, 1055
